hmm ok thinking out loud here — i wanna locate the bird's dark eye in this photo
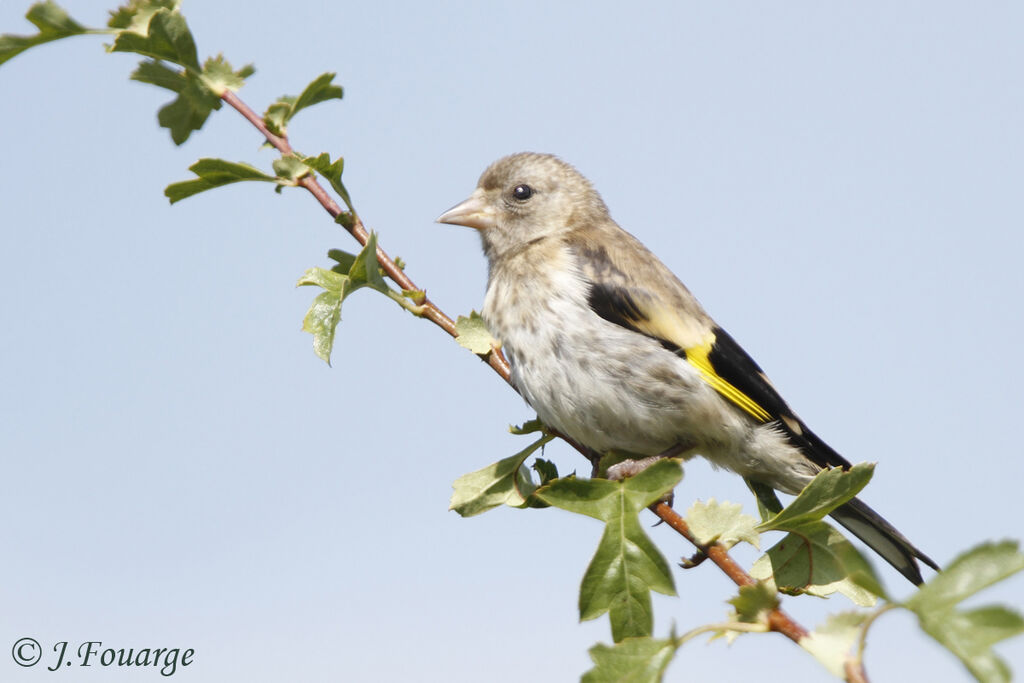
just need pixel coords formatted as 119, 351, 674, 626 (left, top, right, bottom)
512, 184, 533, 201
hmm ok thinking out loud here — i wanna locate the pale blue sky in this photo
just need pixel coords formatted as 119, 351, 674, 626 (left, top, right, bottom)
1, 2, 1021, 681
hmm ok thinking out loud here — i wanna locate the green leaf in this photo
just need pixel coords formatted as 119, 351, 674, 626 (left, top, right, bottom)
346, 233, 389, 295
916, 606, 1024, 683
757, 463, 874, 532
129, 53, 251, 145
292, 72, 343, 116
165, 158, 276, 203
749, 520, 884, 606
327, 248, 357, 274
454, 311, 496, 355
300, 287, 342, 365
110, 7, 198, 69
449, 434, 553, 516
745, 477, 784, 520
131, 58, 185, 91
272, 155, 311, 185
302, 152, 354, 212
198, 54, 253, 95
582, 636, 679, 683
537, 460, 681, 641
903, 542, 1024, 683
727, 580, 779, 623
131, 59, 224, 144
907, 541, 1024, 616
685, 499, 760, 550
262, 72, 343, 136
799, 611, 870, 678
532, 458, 559, 486
156, 82, 221, 145
0, 1, 91, 66
107, 0, 178, 32
509, 418, 545, 435
297, 233, 391, 363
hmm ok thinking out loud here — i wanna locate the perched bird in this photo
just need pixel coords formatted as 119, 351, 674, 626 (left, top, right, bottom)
437, 152, 937, 585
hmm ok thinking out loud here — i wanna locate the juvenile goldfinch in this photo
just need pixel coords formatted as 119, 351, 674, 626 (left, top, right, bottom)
438, 152, 938, 585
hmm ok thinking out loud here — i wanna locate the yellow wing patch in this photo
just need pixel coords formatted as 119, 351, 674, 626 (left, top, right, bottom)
685, 335, 773, 423
618, 300, 774, 424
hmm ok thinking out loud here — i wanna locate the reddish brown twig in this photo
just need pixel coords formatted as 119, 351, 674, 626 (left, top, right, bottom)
651, 502, 808, 643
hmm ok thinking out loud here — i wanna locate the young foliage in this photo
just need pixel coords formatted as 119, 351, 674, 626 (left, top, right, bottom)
109, 5, 197, 69
303, 152, 354, 215
0, 1, 90, 66
454, 311, 496, 356
582, 636, 680, 683
799, 611, 871, 678
112, 4, 257, 144
685, 499, 760, 550
164, 158, 276, 203
904, 542, 1024, 683
449, 433, 554, 516
537, 460, 681, 642
750, 522, 883, 606
751, 464, 887, 604
756, 463, 873, 531
727, 580, 779, 624
296, 233, 393, 363
264, 72, 344, 137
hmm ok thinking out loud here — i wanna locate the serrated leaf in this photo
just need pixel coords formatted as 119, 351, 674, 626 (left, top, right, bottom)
745, 477, 784, 521
198, 54, 253, 95
582, 636, 679, 683
749, 520, 884, 606
757, 463, 874, 532
686, 499, 760, 550
727, 580, 779, 623
109, 7, 198, 70
799, 611, 870, 678
131, 58, 185, 91
901, 542, 1024, 683
532, 458, 559, 486
346, 232, 389, 294
449, 434, 553, 516
165, 158, 276, 203
263, 100, 292, 137
262, 72, 343, 137
300, 288, 341, 365
130, 57, 228, 144
107, 0, 177, 32
0, 1, 90, 66
327, 248, 357, 274
296, 234, 391, 363
916, 606, 1024, 683
272, 155, 311, 184
302, 152, 353, 212
296, 266, 346, 291
509, 418, 545, 435
156, 81, 221, 144
454, 311, 496, 355
537, 460, 681, 641
292, 72, 343, 116
907, 541, 1024, 616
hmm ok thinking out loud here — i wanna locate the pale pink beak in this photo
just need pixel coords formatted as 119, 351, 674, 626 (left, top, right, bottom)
436, 189, 497, 231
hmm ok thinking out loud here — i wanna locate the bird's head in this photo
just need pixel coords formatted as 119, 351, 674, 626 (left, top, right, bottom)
437, 152, 609, 261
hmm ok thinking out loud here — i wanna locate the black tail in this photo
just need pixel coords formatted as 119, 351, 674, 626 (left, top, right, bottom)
830, 497, 939, 586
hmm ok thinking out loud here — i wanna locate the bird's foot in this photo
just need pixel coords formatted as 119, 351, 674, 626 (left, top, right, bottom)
606, 452, 681, 508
